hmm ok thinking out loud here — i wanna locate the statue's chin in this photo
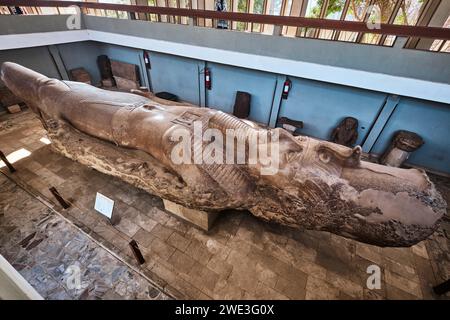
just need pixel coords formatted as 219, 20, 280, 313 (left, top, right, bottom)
338, 162, 445, 246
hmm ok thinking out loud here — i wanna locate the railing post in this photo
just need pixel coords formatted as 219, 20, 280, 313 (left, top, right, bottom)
273, 25, 282, 36
127, 11, 136, 20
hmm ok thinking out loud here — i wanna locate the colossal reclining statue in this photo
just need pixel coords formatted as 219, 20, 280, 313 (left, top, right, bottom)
1, 62, 446, 247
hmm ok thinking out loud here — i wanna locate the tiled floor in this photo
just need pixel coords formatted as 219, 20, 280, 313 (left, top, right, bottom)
1, 109, 449, 300
0, 174, 169, 300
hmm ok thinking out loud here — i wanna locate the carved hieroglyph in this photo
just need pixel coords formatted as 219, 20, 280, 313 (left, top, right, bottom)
1, 62, 446, 247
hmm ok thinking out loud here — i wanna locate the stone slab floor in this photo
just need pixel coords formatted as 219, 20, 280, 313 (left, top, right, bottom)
0, 174, 169, 300
1, 109, 449, 300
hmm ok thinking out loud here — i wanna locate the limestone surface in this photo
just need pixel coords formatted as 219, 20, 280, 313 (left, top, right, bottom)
1, 62, 446, 247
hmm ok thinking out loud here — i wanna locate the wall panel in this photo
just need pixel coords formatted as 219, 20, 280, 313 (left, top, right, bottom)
277, 78, 388, 146
371, 98, 450, 174
148, 52, 202, 105
57, 41, 105, 85
206, 63, 278, 125
0, 46, 60, 82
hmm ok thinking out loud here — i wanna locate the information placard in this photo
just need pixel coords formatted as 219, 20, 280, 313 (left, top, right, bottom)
94, 192, 114, 219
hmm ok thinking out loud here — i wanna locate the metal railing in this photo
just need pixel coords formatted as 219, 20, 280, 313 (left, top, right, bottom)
1, 0, 449, 47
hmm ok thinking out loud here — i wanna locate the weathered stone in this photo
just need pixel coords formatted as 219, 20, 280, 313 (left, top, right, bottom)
206, 255, 233, 279
167, 249, 196, 275
133, 228, 155, 248
2, 62, 446, 247
1, 102, 450, 300
274, 274, 307, 300
7, 104, 21, 114
356, 242, 382, 265
148, 237, 176, 261
411, 241, 429, 259
151, 224, 174, 241
114, 218, 140, 238
252, 282, 289, 300
385, 270, 422, 298
185, 239, 213, 265
0, 175, 168, 300
305, 276, 340, 300
325, 271, 364, 299
167, 232, 191, 252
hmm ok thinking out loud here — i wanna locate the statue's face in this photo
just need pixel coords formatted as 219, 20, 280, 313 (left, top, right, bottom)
281, 134, 359, 178
344, 118, 356, 130
304, 137, 351, 176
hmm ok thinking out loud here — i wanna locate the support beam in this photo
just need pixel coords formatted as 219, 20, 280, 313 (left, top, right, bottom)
49, 186, 71, 209
48, 45, 70, 80
129, 240, 146, 265
268, 75, 286, 128
361, 94, 400, 153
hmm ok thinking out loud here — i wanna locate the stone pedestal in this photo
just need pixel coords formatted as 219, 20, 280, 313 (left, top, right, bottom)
7, 104, 21, 114
162, 199, 218, 231
381, 130, 424, 167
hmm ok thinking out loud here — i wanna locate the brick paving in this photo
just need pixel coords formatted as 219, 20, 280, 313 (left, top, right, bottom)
1, 109, 449, 300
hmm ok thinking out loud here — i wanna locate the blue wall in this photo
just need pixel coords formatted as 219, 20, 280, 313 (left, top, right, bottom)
57, 42, 147, 87
40, 42, 450, 175
0, 46, 61, 82
57, 42, 104, 85
148, 52, 203, 105
1, 41, 449, 174
206, 63, 278, 125
371, 98, 450, 174
277, 78, 388, 145
100, 44, 149, 89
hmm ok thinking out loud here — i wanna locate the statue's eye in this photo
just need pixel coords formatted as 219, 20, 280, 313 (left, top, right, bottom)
142, 104, 156, 111
319, 151, 330, 163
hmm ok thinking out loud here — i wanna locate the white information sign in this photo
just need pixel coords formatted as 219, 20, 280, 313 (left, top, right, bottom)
94, 192, 114, 219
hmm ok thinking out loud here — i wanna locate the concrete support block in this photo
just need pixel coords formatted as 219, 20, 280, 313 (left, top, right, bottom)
163, 199, 218, 231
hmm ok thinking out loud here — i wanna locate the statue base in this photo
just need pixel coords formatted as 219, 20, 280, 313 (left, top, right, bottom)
163, 199, 218, 231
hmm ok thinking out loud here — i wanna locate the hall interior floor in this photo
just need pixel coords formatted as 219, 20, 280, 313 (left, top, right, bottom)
1, 108, 449, 300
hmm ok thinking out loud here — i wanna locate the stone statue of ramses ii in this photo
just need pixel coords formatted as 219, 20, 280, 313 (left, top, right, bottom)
1, 62, 446, 247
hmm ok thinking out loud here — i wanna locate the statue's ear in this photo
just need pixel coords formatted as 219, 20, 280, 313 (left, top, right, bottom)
347, 146, 362, 167
276, 127, 303, 153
